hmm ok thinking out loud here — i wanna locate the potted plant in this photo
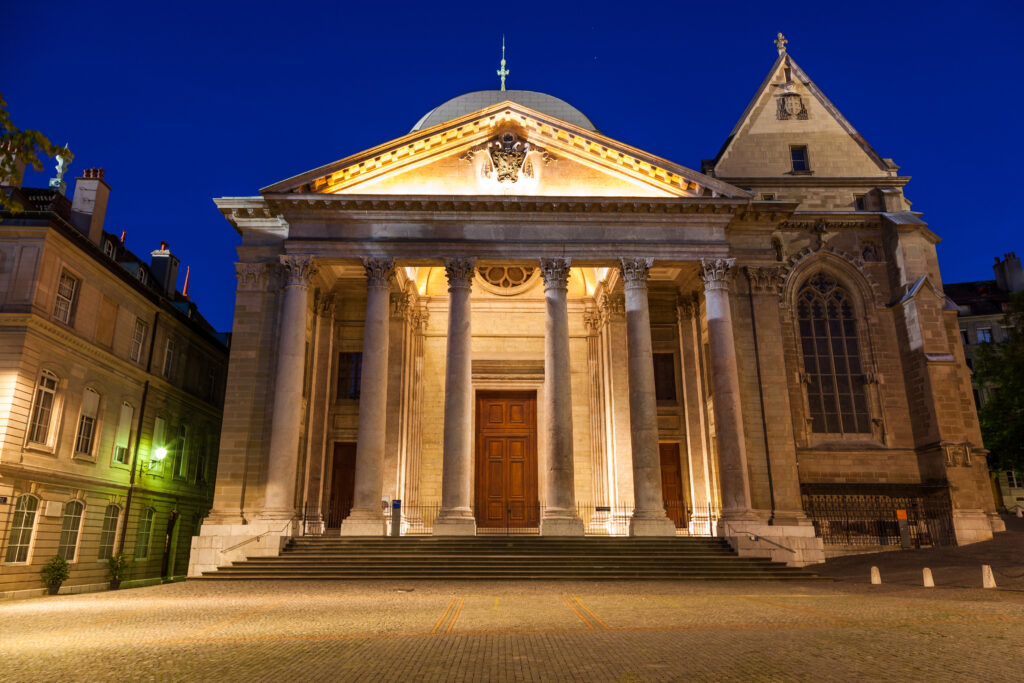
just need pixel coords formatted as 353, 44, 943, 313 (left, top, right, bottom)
40, 556, 70, 595
107, 552, 130, 590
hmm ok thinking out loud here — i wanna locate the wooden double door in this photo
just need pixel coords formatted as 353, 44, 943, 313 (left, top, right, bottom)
660, 442, 688, 528
475, 391, 539, 529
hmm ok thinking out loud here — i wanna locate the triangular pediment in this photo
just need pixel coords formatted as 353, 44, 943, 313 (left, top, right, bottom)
709, 52, 898, 178
263, 101, 748, 199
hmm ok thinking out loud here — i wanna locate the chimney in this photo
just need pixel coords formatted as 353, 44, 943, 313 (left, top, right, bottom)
149, 241, 180, 298
994, 252, 1024, 293
70, 168, 110, 245
0, 141, 27, 187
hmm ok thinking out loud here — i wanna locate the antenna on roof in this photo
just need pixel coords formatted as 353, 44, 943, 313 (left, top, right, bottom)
497, 36, 509, 91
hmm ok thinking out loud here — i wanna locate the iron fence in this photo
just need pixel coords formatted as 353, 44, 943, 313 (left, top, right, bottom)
801, 485, 956, 548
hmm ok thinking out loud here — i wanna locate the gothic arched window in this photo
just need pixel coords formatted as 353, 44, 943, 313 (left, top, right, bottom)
797, 273, 871, 434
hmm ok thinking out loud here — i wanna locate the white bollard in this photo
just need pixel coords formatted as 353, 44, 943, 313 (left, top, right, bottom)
1015, 505, 1022, 519
982, 565, 997, 589
870, 566, 881, 585
922, 568, 935, 588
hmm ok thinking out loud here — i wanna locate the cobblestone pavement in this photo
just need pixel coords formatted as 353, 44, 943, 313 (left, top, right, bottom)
1, 576, 1022, 682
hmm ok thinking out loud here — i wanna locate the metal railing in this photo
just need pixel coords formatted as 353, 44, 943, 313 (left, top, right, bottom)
301, 500, 721, 537
801, 488, 956, 548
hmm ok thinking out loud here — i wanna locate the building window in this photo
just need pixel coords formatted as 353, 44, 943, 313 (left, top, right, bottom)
653, 353, 677, 402
138, 267, 148, 286
790, 145, 810, 173
797, 272, 871, 434
760, 193, 776, 201
176, 423, 190, 478
53, 271, 79, 324
4, 495, 39, 563
151, 416, 167, 471
163, 338, 176, 379
135, 508, 155, 559
854, 195, 867, 211
58, 500, 85, 562
1006, 471, 1020, 489
977, 328, 993, 344
130, 319, 148, 363
103, 239, 117, 259
112, 402, 135, 464
960, 329, 970, 346
74, 388, 101, 456
27, 370, 60, 445
337, 352, 363, 400
97, 505, 121, 560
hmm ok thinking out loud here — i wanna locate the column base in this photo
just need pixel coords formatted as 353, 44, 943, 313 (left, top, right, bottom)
255, 508, 298, 522
434, 508, 477, 536
339, 509, 386, 536
629, 514, 676, 537
541, 514, 585, 536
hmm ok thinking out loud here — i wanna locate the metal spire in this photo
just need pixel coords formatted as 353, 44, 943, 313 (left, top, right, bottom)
497, 36, 509, 91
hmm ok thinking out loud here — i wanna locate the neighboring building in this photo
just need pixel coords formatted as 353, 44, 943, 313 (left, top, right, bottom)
0, 167, 229, 597
946, 253, 1024, 511
191, 36, 1002, 574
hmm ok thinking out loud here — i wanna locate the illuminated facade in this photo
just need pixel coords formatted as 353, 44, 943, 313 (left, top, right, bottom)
0, 170, 228, 596
192, 41, 1002, 573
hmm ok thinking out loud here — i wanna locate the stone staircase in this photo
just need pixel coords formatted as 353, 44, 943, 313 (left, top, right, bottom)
194, 537, 824, 581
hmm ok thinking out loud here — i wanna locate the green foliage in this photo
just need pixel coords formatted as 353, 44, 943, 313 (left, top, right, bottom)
974, 291, 1024, 473
107, 552, 131, 581
0, 93, 72, 214
40, 556, 71, 586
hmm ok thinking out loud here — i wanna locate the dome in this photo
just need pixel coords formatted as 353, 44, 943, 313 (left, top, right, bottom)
411, 90, 598, 133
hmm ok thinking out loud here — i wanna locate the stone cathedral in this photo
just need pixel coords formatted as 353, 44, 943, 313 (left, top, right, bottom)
189, 37, 1001, 574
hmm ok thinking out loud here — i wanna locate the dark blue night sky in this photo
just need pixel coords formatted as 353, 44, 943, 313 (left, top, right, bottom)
4, 1, 1022, 331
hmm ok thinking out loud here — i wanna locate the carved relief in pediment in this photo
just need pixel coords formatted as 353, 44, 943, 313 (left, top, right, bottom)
459, 130, 556, 185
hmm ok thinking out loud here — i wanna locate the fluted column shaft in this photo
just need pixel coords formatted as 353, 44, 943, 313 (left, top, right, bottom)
540, 258, 584, 535
435, 258, 477, 535
701, 258, 755, 522
620, 258, 676, 536
262, 255, 317, 519
301, 294, 336, 534
339, 258, 394, 535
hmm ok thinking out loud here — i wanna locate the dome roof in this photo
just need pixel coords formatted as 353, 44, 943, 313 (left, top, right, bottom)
411, 90, 598, 133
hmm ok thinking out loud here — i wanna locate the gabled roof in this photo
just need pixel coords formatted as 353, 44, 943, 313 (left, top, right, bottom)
708, 51, 896, 175
262, 100, 749, 200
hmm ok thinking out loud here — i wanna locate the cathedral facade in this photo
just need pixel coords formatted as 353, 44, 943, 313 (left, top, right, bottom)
190, 40, 1001, 573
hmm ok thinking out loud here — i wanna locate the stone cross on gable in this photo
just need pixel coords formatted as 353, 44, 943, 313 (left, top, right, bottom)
775, 32, 788, 55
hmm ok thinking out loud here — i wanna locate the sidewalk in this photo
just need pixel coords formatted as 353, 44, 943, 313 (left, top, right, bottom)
815, 513, 1024, 590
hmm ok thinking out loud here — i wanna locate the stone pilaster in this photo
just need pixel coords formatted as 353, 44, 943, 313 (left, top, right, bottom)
339, 258, 395, 535
677, 293, 716, 534
620, 258, 675, 536
260, 255, 318, 520
435, 258, 477, 535
700, 259, 757, 527
402, 305, 428, 522
583, 305, 610, 531
539, 258, 584, 535
301, 293, 336, 535
599, 289, 633, 511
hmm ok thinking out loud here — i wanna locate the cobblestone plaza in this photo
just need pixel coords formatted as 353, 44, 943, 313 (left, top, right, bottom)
2, 577, 1021, 681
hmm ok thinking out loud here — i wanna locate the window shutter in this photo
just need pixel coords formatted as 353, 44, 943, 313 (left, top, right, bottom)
81, 388, 100, 418
115, 403, 134, 447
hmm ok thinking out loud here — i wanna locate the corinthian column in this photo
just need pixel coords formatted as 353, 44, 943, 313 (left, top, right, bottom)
339, 258, 395, 536
620, 258, 675, 536
261, 255, 318, 520
540, 258, 584, 535
434, 258, 477, 535
701, 259, 756, 525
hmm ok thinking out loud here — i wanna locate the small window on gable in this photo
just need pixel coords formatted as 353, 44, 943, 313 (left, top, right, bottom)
53, 271, 79, 324
103, 239, 117, 259
74, 388, 101, 456
790, 145, 810, 173
854, 195, 867, 211
760, 193, 776, 201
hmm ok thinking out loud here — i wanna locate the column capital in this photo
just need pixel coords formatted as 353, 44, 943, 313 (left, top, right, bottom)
540, 257, 572, 291
583, 307, 602, 335
444, 257, 476, 290
677, 292, 696, 319
619, 257, 654, 290
390, 291, 410, 319
315, 292, 336, 317
234, 262, 273, 292
744, 265, 785, 296
700, 258, 736, 292
411, 305, 430, 332
280, 255, 318, 288
598, 291, 624, 322
362, 257, 395, 289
